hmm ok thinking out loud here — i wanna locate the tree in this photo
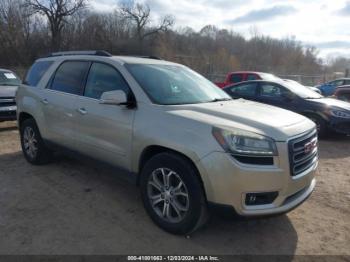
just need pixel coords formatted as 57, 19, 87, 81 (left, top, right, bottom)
119, 2, 174, 50
24, 0, 87, 51
0, 0, 36, 66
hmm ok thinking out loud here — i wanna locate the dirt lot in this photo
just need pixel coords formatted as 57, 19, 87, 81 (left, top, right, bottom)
0, 121, 349, 256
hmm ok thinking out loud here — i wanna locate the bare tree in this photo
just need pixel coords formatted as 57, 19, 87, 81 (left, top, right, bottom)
119, 3, 174, 50
24, 0, 87, 51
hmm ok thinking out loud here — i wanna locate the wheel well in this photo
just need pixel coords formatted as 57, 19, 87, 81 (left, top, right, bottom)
303, 112, 326, 121
18, 112, 34, 128
138, 145, 207, 199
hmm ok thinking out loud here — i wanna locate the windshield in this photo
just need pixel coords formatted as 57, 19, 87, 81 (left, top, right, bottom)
0, 71, 21, 86
282, 80, 323, 99
126, 64, 231, 105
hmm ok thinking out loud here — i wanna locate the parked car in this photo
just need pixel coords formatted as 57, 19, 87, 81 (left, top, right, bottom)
223, 80, 350, 137
0, 69, 21, 122
316, 78, 350, 96
215, 71, 281, 88
333, 86, 350, 102
283, 79, 321, 94
17, 51, 317, 234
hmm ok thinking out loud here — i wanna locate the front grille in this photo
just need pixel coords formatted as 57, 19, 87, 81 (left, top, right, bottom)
0, 97, 16, 107
288, 129, 318, 176
0, 110, 16, 118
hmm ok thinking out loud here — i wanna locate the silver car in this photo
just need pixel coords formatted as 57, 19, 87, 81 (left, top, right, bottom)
16, 51, 318, 234
0, 69, 20, 121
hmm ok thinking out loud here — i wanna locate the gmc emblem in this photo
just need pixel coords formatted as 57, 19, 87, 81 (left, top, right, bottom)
304, 140, 317, 154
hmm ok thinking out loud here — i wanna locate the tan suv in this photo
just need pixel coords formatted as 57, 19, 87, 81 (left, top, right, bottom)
16, 51, 318, 234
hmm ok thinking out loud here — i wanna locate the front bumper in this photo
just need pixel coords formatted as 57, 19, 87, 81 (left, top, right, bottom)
198, 140, 317, 216
327, 116, 350, 135
0, 105, 17, 121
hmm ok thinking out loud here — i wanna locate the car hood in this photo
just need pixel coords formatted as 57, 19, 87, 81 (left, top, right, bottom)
0, 85, 18, 97
307, 98, 350, 111
168, 99, 315, 141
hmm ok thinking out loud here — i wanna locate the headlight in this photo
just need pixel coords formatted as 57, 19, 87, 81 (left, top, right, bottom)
329, 109, 350, 119
212, 127, 278, 156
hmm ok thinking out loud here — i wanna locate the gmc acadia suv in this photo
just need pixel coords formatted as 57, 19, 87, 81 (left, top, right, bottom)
16, 51, 318, 234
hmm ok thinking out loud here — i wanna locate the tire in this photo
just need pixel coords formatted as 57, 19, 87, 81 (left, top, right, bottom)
140, 152, 208, 235
20, 118, 53, 165
306, 114, 327, 138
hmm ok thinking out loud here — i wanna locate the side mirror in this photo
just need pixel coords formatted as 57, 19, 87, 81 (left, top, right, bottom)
99, 90, 128, 105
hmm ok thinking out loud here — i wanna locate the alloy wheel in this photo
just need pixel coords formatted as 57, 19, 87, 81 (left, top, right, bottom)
23, 126, 38, 159
147, 167, 190, 223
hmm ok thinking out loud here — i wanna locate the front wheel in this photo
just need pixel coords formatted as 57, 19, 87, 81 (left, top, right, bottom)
140, 152, 208, 235
306, 114, 327, 138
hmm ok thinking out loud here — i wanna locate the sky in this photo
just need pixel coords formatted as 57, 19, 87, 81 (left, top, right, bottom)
90, 0, 350, 60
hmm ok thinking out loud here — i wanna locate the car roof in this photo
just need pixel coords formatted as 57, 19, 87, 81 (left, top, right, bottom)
330, 78, 350, 81
37, 54, 179, 66
227, 71, 268, 75
223, 79, 282, 89
111, 56, 178, 65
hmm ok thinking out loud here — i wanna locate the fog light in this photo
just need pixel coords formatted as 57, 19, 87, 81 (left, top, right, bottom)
245, 192, 278, 206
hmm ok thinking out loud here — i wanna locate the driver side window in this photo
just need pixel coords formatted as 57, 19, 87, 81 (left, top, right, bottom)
84, 62, 130, 99
260, 83, 287, 98
330, 80, 344, 87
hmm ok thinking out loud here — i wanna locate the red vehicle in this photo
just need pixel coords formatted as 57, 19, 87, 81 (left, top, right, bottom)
215, 71, 281, 88
334, 86, 350, 102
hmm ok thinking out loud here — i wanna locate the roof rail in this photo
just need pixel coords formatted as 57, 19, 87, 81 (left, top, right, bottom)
47, 50, 112, 57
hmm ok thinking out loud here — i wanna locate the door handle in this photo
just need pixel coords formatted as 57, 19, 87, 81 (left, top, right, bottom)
41, 99, 49, 105
77, 108, 87, 115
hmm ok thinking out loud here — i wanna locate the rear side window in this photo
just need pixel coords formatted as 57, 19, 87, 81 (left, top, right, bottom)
228, 83, 257, 96
84, 63, 130, 99
230, 73, 243, 83
247, 74, 258, 80
24, 61, 53, 86
50, 61, 90, 95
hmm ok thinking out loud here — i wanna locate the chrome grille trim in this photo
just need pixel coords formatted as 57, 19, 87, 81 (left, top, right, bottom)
288, 129, 318, 177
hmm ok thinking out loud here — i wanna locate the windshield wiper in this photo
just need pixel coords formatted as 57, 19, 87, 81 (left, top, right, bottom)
208, 98, 233, 103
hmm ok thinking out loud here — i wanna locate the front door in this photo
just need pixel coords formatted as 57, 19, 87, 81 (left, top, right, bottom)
74, 62, 135, 170
257, 82, 298, 112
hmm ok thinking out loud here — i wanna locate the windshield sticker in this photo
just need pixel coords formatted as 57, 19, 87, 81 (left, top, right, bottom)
4, 73, 17, 79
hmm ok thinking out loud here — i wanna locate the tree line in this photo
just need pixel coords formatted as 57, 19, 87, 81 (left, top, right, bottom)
0, 0, 329, 80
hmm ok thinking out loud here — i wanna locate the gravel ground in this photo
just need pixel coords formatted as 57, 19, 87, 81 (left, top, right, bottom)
0, 121, 349, 256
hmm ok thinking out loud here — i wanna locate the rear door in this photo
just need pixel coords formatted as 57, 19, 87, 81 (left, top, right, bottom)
74, 62, 135, 170
41, 60, 90, 148
224, 82, 258, 100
